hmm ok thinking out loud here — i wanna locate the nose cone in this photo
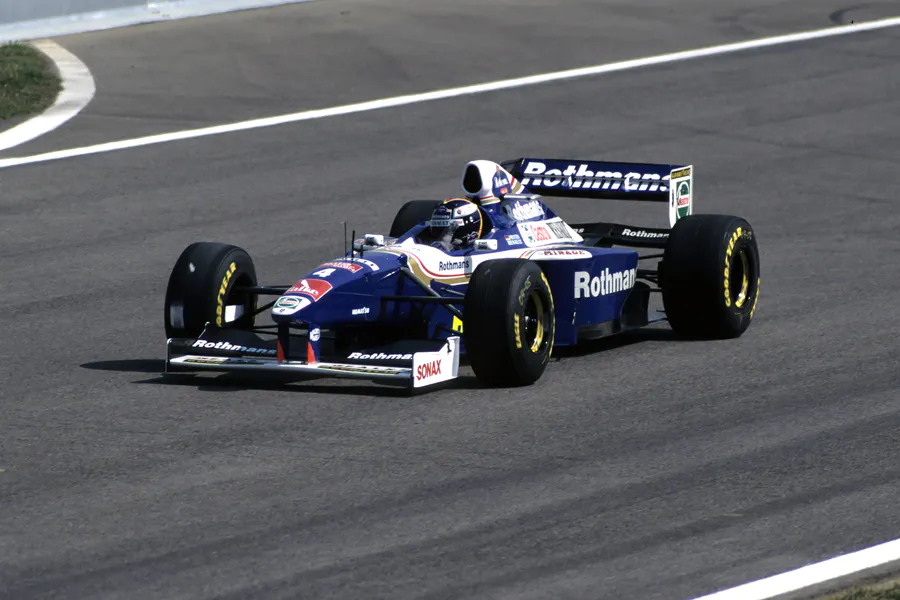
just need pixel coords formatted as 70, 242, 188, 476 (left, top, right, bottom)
271, 276, 335, 320
269, 255, 399, 325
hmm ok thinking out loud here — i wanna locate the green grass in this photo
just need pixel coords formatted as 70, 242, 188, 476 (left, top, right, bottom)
0, 43, 62, 121
824, 582, 900, 600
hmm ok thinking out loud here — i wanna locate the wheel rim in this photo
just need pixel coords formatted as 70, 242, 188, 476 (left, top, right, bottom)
524, 290, 550, 354
731, 247, 750, 309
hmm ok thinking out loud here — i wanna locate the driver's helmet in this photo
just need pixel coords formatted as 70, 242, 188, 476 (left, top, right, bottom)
426, 198, 484, 250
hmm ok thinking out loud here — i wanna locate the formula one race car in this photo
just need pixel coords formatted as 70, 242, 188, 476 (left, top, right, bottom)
164, 158, 760, 389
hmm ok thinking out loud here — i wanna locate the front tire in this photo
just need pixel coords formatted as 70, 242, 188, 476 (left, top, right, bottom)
464, 259, 555, 386
661, 214, 760, 338
164, 242, 258, 339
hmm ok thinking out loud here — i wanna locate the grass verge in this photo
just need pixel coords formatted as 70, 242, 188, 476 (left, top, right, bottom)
0, 43, 61, 121
824, 582, 900, 599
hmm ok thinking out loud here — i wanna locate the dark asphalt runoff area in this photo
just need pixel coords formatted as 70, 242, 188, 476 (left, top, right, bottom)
2, 1, 900, 598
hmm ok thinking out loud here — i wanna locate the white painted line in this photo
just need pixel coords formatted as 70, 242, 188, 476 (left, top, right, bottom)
690, 538, 900, 600
1, 15, 899, 170
0, 40, 95, 152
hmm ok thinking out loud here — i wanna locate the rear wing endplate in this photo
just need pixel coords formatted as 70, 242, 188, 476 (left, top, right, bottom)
501, 157, 693, 227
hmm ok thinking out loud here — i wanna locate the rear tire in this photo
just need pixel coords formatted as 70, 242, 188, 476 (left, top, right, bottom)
661, 214, 760, 338
389, 200, 440, 238
464, 259, 555, 386
164, 242, 258, 339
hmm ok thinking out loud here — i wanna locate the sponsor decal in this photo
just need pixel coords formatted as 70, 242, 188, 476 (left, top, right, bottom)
520, 223, 553, 244
574, 268, 636, 298
670, 167, 692, 180
319, 261, 364, 273
288, 278, 333, 301
520, 161, 669, 192
430, 218, 452, 228
533, 249, 592, 259
504, 234, 523, 246
492, 167, 511, 197
438, 258, 471, 272
273, 295, 311, 316
621, 228, 669, 239
415, 358, 443, 382
547, 221, 570, 238
183, 356, 229, 365
309, 327, 321, 342
668, 165, 692, 226
346, 258, 380, 271
215, 262, 237, 327
676, 181, 691, 213
319, 364, 406, 375
192, 339, 277, 356
348, 351, 413, 361
227, 357, 267, 365
505, 199, 544, 221
351, 307, 371, 316
517, 218, 577, 247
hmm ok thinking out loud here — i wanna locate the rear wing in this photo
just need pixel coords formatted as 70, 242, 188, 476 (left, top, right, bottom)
501, 157, 693, 227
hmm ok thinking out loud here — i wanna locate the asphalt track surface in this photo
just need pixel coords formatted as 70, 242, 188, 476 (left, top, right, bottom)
2, 1, 900, 598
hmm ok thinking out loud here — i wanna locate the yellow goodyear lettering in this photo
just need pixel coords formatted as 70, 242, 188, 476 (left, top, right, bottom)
518, 275, 532, 307
724, 234, 737, 308
540, 272, 555, 358
750, 277, 760, 319
216, 262, 237, 327
513, 314, 522, 349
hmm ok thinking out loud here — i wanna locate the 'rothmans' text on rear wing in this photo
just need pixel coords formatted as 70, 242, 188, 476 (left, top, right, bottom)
501, 157, 693, 227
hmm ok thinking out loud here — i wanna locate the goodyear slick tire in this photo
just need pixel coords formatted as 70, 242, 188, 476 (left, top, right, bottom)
661, 214, 760, 339
164, 242, 258, 339
389, 200, 440, 238
464, 259, 555, 387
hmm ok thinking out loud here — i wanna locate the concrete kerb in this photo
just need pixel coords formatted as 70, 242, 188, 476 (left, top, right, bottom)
0, 0, 321, 44
0, 40, 96, 153
0, 1, 322, 152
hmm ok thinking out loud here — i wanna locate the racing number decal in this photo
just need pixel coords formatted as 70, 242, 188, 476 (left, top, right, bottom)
312, 268, 337, 278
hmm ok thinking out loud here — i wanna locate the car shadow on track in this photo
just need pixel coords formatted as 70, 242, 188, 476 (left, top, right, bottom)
552, 326, 684, 359
81, 328, 689, 395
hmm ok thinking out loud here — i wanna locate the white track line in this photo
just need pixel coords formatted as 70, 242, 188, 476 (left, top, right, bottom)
690, 538, 900, 600
0, 15, 898, 170
0, 40, 95, 152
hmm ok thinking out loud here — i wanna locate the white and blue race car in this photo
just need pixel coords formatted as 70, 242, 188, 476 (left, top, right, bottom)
163, 157, 760, 389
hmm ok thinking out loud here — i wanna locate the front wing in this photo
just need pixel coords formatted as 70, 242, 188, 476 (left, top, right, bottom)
166, 331, 461, 389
